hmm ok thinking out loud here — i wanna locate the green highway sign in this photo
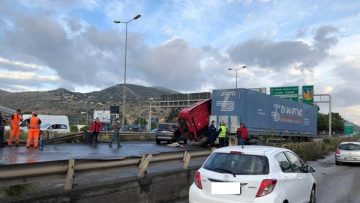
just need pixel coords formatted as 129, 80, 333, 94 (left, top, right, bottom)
344, 122, 353, 135
270, 86, 299, 101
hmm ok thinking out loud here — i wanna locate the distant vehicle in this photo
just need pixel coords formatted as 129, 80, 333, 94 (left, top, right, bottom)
189, 145, 316, 203
155, 123, 186, 144
18, 114, 70, 136
120, 125, 143, 132
335, 141, 360, 165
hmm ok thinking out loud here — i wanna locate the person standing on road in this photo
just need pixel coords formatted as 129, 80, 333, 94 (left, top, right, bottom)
0, 112, 5, 148
90, 117, 102, 145
109, 118, 122, 148
208, 120, 217, 148
237, 122, 248, 148
8, 109, 23, 146
218, 121, 227, 148
26, 112, 41, 148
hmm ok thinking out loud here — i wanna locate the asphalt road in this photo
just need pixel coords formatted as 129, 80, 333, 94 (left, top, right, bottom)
308, 153, 360, 203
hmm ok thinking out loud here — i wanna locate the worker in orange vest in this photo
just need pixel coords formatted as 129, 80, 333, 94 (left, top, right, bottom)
26, 112, 42, 148
9, 109, 23, 146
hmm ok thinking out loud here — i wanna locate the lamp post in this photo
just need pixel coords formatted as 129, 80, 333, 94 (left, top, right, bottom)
148, 97, 154, 132
228, 65, 246, 89
114, 14, 141, 126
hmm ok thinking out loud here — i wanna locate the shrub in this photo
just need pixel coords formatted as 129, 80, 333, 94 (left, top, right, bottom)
70, 125, 78, 132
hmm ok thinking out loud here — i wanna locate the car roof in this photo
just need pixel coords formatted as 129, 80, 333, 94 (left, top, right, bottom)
213, 145, 286, 156
339, 141, 360, 145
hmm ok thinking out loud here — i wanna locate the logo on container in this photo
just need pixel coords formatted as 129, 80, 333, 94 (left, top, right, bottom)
216, 91, 235, 112
271, 104, 303, 124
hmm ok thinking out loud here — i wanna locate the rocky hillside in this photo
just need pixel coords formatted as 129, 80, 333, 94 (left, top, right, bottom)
0, 84, 179, 123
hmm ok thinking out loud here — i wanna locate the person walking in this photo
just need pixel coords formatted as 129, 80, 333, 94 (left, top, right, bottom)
90, 117, 102, 145
109, 118, 122, 148
218, 121, 227, 148
26, 112, 41, 148
0, 112, 5, 148
237, 122, 248, 148
207, 120, 217, 148
8, 109, 23, 146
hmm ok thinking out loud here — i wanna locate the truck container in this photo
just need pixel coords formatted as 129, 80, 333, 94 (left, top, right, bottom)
178, 88, 317, 141
210, 88, 317, 137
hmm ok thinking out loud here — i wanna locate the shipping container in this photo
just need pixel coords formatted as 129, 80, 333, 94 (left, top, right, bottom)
210, 88, 317, 137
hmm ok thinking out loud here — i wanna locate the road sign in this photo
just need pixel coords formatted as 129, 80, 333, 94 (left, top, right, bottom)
344, 122, 353, 135
302, 85, 314, 104
270, 86, 299, 101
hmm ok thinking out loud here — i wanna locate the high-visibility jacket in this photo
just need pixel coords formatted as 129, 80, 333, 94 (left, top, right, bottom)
219, 126, 227, 138
29, 117, 40, 129
10, 113, 21, 127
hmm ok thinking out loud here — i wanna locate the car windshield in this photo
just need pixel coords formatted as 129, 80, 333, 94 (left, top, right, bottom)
158, 124, 174, 131
339, 143, 360, 151
40, 123, 51, 128
203, 152, 269, 175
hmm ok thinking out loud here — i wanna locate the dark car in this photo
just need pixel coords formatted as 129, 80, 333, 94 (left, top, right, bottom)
155, 123, 187, 144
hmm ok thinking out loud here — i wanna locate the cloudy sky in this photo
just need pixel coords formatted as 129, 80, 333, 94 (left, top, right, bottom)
0, 0, 360, 124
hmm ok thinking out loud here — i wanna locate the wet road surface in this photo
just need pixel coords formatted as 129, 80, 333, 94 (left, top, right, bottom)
0, 141, 202, 165
308, 154, 360, 203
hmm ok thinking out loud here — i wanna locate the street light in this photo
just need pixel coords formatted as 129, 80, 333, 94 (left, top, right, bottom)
228, 65, 246, 89
114, 14, 141, 126
148, 97, 154, 132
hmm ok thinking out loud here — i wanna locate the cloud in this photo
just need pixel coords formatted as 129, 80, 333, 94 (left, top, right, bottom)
228, 25, 339, 70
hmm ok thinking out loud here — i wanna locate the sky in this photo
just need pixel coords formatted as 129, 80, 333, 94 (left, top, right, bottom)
0, 0, 360, 124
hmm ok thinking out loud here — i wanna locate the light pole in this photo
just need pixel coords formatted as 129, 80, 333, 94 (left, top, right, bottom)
228, 65, 246, 89
148, 97, 154, 132
114, 14, 141, 126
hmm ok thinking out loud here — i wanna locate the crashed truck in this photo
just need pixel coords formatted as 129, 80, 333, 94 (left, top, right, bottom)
177, 88, 317, 145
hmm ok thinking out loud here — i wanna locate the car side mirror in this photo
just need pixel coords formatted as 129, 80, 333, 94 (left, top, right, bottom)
304, 166, 316, 173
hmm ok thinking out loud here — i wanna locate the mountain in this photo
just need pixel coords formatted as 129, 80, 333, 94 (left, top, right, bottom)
0, 84, 179, 123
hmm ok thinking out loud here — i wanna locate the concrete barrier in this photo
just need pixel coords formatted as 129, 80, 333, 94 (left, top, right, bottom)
4, 166, 198, 203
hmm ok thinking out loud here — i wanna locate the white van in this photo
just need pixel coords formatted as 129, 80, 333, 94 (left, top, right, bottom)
19, 114, 70, 135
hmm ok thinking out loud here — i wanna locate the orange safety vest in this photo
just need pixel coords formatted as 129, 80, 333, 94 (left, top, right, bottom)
10, 113, 21, 127
29, 117, 40, 129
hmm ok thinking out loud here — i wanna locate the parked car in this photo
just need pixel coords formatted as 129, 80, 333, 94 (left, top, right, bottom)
189, 145, 316, 203
155, 123, 186, 144
335, 141, 360, 165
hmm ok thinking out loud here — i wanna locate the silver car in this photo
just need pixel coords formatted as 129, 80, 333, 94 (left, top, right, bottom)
335, 141, 360, 165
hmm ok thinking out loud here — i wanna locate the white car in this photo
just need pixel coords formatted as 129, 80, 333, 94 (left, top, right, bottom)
189, 145, 316, 203
335, 141, 360, 165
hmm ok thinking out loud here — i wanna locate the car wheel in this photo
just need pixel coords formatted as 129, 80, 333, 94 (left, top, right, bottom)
310, 186, 316, 203
156, 139, 161, 144
335, 160, 341, 165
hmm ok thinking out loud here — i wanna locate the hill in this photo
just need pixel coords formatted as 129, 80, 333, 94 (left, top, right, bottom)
0, 84, 179, 124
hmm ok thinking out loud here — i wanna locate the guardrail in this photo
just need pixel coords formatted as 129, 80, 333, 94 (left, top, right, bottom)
0, 149, 212, 190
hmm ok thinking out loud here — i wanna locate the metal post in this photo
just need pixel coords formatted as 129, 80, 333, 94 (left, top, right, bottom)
235, 69, 238, 89
329, 95, 332, 137
148, 101, 152, 132
122, 23, 128, 126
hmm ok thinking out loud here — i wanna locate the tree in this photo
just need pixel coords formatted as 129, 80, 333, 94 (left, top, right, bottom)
317, 112, 345, 134
166, 108, 181, 122
133, 118, 147, 125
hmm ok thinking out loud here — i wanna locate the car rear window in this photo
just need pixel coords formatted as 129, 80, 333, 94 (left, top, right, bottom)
339, 143, 360, 150
203, 152, 269, 175
158, 124, 174, 130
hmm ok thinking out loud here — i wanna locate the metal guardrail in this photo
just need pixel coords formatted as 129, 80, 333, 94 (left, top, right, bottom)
0, 149, 212, 190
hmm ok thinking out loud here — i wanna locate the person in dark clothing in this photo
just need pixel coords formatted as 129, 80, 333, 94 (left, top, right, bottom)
208, 120, 217, 147
109, 118, 122, 148
0, 112, 5, 148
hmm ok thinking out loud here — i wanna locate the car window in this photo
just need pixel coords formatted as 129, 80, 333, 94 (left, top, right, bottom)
285, 152, 305, 173
203, 152, 269, 175
275, 152, 292, 173
158, 124, 174, 131
339, 143, 360, 150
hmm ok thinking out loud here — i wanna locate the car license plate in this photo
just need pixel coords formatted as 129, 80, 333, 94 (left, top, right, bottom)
210, 182, 241, 195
